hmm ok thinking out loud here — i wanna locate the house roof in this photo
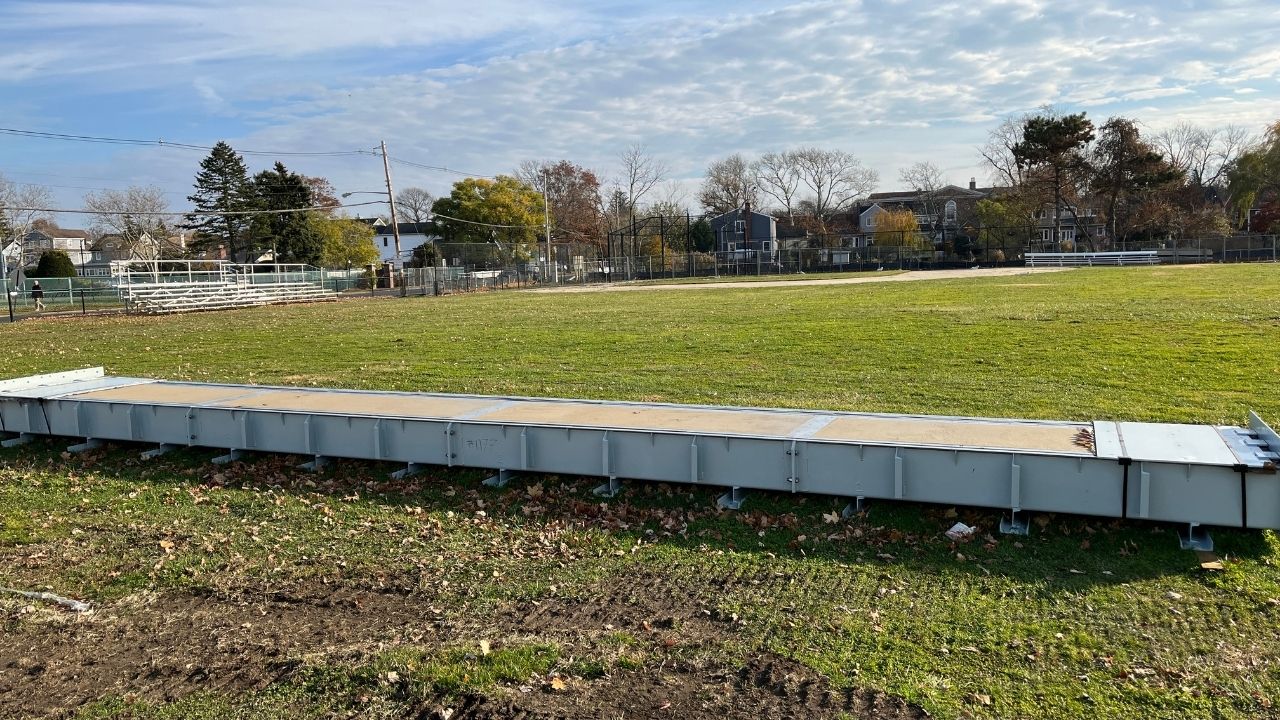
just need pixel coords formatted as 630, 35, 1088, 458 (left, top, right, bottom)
372, 222, 433, 235
24, 228, 91, 241
709, 208, 777, 223
867, 185, 989, 202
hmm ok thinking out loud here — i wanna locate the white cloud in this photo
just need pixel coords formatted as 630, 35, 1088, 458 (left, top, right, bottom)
4, 0, 1279, 207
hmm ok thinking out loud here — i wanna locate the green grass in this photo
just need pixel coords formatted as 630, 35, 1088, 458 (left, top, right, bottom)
2, 264, 1275, 423
3, 264, 1280, 719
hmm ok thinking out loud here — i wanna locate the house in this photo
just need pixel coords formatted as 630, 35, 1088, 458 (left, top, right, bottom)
865, 179, 993, 241
360, 217, 437, 265
1029, 204, 1107, 249
708, 208, 778, 261
17, 228, 93, 270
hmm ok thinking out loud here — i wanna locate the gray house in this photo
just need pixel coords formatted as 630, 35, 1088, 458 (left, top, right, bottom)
709, 208, 778, 260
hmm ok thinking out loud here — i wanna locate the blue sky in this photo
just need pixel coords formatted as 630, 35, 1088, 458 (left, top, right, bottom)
2, 0, 1278, 221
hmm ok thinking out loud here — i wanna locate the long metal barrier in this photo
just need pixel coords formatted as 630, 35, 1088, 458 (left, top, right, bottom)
1, 369, 1276, 550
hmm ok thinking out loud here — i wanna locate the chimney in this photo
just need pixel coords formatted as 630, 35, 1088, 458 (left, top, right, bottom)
969, 177, 976, 191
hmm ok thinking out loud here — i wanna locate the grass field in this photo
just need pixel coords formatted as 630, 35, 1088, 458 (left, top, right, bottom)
2, 264, 1279, 719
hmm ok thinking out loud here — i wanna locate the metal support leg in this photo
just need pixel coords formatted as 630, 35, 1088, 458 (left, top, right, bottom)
1, 433, 34, 448
482, 469, 512, 488
389, 462, 425, 480
211, 448, 244, 465
1000, 509, 1030, 536
717, 486, 746, 510
841, 496, 867, 519
140, 443, 179, 460
593, 476, 622, 498
67, 438, 103, 454
1178, 522, 1214, 551
298, 455, 329, 472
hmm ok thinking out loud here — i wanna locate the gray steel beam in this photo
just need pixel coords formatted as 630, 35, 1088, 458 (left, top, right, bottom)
0, 369, 1276, 534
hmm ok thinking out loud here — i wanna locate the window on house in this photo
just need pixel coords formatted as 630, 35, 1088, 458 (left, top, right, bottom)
1061, 228, 1076, 242
866, 216, 876, 228
382, 238, 388, 247
944, 200, 957, 223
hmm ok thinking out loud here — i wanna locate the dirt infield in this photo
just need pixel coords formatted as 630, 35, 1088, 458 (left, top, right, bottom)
529, 266, 1074, 293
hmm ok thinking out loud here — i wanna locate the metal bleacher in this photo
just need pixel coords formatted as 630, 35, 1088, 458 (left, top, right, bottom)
1025, 251, 1160, 267
113, 261, 337, 315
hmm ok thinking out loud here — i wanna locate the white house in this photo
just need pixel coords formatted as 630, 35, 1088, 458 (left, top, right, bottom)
360, 217, 437, 265
18, 228, 93, 270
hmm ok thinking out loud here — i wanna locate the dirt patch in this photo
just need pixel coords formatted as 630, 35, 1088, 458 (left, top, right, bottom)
0, 578, 926, 719
426, 656, 928, 719
0, 588, 445, 718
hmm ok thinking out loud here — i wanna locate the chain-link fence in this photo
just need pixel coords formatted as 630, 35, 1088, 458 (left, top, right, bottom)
1, 277, 126, 321
4, 232, 1274, 319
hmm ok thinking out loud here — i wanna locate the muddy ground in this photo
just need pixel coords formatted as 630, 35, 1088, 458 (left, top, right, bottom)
2, 576, 928, 719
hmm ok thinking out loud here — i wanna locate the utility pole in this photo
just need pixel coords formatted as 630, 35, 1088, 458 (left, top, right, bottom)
543, 167, 556, 283
380, 141, 403, 275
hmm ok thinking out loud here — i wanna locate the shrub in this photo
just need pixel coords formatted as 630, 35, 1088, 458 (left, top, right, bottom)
34, 250, 77, 278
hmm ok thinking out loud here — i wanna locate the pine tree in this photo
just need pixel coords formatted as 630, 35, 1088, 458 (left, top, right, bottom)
35, 250, 77, 277
249, 162, 324, 266
186, 142, 252, 260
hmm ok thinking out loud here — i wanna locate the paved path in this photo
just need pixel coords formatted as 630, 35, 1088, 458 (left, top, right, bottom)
527, 266, 1074, 293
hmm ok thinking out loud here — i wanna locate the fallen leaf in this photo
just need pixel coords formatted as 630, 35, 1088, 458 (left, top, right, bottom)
822, 511, 840, 524
548, 677, 568, 692
479, 639, 490, 656
969, 693, 993, 706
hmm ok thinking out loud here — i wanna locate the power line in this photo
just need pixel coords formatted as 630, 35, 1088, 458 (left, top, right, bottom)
389, 156, 499, 179
10, 178, 341, 201
0, 127, 378, 157
0, 200, 384, 218
429, 210, 543, 230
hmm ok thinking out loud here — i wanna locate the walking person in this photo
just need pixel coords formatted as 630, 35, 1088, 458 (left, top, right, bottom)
31, 281, 44, 312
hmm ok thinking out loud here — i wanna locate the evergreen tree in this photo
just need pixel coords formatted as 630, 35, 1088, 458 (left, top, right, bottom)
249, 162, 323, 266
186, 142, 253, 260
35, 250, 77, 277
689, 218, 715, 253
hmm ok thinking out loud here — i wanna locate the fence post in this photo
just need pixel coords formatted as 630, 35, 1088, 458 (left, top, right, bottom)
80, 289, 87, 315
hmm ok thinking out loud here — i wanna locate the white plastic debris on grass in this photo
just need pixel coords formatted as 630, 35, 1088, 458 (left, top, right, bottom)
945, 522, 976, 541
1, 587, 91, 613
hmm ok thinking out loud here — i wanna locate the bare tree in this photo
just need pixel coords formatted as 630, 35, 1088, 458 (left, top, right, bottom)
698, 154, 759, 214
790, 147, 878, 228
394, 187, 435, 224
0, 173, 54, 271
618, 143, 668, 212
83, 186, 176, 263
617, 144, 668, 255
898, 161, 945, 228
1152, 122, 1253, 189
752, 151, 801, 222
979, 113, 1033, 187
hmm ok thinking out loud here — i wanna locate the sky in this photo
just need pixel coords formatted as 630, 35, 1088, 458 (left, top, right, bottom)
2, 0, 1279, 225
